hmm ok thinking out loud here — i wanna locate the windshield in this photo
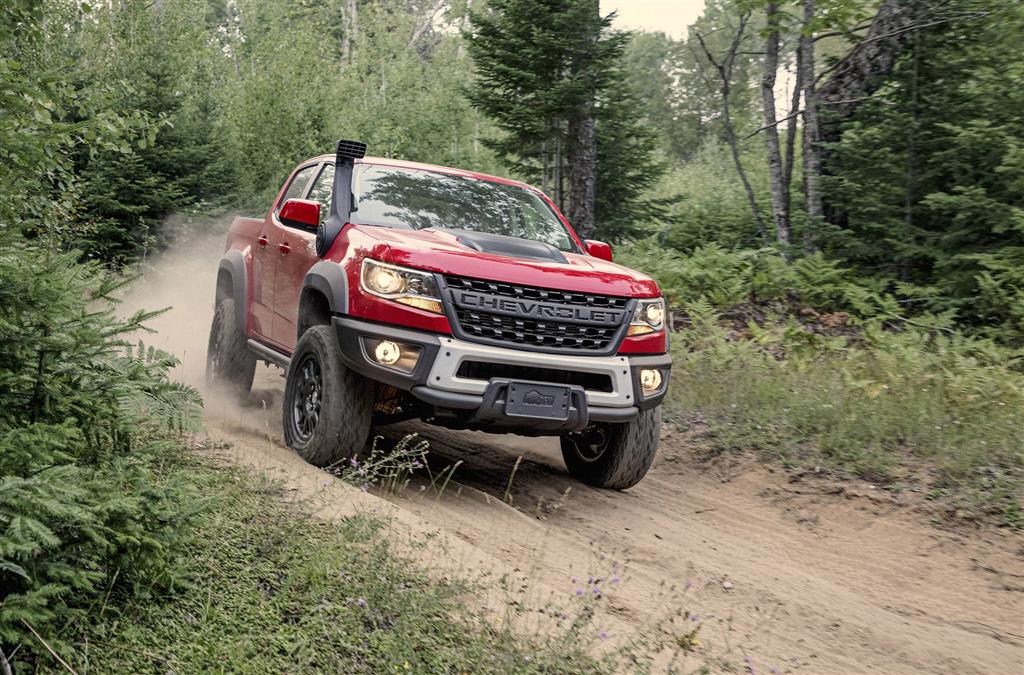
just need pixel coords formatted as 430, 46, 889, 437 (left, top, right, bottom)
351, 165, 578, 252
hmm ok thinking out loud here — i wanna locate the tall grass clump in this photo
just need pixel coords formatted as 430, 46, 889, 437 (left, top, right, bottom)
0, 235, 203, 668
666, 301, 1024, 525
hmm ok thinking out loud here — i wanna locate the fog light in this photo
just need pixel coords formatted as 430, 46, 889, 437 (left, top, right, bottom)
373, 340, 401, 365
362, 337, 422, 374
640, 368, 663, 394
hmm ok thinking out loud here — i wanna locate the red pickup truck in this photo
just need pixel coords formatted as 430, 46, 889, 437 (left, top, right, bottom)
207, 141, 670, 489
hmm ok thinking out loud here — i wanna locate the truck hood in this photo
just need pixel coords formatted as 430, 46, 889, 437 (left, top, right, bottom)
355, 225, 660, 298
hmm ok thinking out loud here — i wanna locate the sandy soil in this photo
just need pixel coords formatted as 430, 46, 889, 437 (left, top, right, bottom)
125, 229, 1024, 674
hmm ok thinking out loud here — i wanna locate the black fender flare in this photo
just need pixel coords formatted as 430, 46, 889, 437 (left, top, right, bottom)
302, 260, 349, 315
217, 250, 248, 334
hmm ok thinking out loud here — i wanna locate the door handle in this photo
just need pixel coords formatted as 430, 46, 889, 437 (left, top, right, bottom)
279, 243, 291, 255
257, 235, 269, 248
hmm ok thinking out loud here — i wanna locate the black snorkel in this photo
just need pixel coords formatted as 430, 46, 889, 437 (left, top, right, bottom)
315, 139, 367, 258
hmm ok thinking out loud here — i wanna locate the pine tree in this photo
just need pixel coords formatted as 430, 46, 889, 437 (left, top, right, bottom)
464, 0, 665, 240
824, 0, 1024, 342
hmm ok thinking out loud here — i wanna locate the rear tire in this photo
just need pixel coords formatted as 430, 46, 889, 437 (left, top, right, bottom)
282, 325, 373, 467
560, 407, 661, 489
205, 297, 256, 398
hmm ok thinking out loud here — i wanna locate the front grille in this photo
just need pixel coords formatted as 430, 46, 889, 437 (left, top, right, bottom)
444, 276, 632, 310
457, 361, 613, 392
442, 275, 632, 354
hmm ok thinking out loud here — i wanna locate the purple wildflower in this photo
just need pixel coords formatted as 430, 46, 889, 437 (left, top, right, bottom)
599, 631, 609, 641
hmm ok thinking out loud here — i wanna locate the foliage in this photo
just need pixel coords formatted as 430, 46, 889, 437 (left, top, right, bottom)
665, 305, 1024, 526
464, 0, 667, 239
2, 5, 203, 666
823, 0, 1024, 344
59, 462, 616, 674
0, 235, 204, 664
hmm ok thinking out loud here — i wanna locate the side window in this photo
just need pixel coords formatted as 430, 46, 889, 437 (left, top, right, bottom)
275, 165, 317, 215
307, 164, 335, 225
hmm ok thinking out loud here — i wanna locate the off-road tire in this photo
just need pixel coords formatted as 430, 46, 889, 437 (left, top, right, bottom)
560, 406, 661, 489
205, 297, 256, 398
282, 324, 373, 467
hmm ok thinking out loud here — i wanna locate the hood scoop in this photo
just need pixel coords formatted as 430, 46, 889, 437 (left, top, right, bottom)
448, 229, 568, 264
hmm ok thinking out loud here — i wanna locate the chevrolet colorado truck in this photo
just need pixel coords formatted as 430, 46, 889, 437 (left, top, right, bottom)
207, 140, 671, 489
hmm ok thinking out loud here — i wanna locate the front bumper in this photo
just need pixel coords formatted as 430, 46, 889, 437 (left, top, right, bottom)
333, 316, 671, 433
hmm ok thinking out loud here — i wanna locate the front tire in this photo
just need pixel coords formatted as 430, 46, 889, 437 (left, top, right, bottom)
282, 325, 373, 466
560, 407, 661, 489
206, 297, 256, 398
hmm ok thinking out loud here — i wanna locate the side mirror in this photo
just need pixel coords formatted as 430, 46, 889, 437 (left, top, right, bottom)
279, 198, 320, 230
584, 239, 613, 262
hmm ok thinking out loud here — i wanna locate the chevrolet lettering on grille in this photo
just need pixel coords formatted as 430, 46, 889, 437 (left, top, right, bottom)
455, 291, 626, 325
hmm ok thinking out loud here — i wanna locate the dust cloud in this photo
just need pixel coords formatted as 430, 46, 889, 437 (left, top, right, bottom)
119, 217, 283, 436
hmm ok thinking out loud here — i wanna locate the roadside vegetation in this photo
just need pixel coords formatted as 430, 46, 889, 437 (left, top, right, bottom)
57, 459, 614, 674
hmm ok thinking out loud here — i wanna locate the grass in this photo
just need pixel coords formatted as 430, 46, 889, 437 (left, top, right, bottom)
663, 319, 1024, 528
51, 458, 611, 674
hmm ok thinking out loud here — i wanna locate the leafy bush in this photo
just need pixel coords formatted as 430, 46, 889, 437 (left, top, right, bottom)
0, 234, 202, 664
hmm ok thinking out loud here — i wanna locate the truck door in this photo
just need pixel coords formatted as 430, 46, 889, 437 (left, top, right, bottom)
273, 162, 334, 350
254, 163, 317, 348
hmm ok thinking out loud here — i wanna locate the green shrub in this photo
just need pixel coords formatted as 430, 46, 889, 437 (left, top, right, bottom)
0, 234, 202, 663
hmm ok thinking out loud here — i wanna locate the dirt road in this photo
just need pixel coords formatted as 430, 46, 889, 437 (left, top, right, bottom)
128, 231, 1024, 674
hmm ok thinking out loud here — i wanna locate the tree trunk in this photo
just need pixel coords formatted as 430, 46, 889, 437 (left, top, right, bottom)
761, 3, 790, 250
904, 14, 920, 232
800, 0, 823, 243
818, 0, 918, 143
554, 127, 563, 212
568, 116, 596, 238
342, 0, 358, 62
782, 44, 802, 230
565, 0, 599, 238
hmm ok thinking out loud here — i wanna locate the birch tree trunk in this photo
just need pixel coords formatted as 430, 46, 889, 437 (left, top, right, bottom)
761, 2, 790, 250
782, 46, 803, 230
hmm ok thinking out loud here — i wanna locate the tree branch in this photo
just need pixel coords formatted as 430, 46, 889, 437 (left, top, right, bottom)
694, 13, 771, 247
744, 108, 803, 140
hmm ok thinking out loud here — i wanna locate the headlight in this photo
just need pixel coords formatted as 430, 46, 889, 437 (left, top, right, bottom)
360, 259, 442, 314
629, 298, 666, 336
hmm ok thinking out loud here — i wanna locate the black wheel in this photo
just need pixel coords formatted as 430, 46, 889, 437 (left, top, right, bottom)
560, 407, 661, 490
282, 324, 372, 466
206, 296, 256, 398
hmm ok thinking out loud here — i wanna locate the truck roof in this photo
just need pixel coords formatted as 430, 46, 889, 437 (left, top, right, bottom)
307, 154, 538, 192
